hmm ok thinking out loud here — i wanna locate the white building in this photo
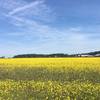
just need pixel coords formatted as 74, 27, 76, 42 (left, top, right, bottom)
95, 54, 100, 57
81, 55, 93, 57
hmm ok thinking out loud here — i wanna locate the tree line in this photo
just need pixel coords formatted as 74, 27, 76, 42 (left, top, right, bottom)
13, 51, 100, 58
0, 51, 100, 58
13, 53, 69, 58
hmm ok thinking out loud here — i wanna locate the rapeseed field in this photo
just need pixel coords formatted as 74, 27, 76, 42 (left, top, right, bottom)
0, 58, 100, 100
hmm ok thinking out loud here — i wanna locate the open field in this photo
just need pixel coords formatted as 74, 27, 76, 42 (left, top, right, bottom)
0, 58, 100, 100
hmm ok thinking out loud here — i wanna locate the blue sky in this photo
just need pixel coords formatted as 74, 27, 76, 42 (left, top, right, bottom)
0, 0, 100, 56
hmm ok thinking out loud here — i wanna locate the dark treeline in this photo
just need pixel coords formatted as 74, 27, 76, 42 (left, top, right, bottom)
0, 56, 5, 58
13, 51, 100, 58
13, 53, 69, 58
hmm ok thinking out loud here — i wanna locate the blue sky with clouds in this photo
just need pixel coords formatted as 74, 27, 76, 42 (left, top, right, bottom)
0, 0, 100, 56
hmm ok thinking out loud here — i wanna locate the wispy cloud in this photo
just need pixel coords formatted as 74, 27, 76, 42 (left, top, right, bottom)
0, 0, 55, 35
8, 1, 43, 16
1, 0, 54, 23
0, 0, 58, 41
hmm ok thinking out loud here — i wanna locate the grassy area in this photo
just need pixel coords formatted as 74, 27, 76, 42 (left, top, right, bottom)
0, 58, 100, 99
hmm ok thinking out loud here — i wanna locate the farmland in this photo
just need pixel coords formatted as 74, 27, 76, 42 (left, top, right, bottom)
0, 58, 100, 100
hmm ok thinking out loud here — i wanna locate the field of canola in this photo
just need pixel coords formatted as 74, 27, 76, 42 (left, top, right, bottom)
0, 58, 100, 100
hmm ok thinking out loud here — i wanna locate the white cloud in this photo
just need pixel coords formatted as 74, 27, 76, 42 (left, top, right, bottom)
0, 0, 55, 35
2, 0, 54, 21
8, 1, 42, 16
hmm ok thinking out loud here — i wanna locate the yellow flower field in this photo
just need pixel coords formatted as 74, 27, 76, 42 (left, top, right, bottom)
0, 58, 100, 100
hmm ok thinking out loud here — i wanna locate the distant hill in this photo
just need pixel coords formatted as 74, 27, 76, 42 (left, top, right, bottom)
84, 51, 100, 56
77, 51, 100, 57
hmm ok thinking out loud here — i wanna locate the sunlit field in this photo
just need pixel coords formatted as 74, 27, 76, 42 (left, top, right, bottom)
0, 58, 100, 100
